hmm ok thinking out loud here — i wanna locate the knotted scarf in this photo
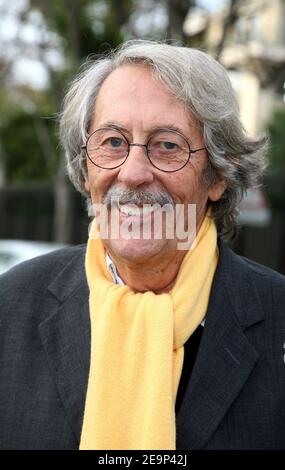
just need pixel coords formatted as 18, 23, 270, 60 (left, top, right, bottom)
80, 213, 218, 449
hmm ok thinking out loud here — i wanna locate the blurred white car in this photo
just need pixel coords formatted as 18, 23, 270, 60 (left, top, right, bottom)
0, 240, 67, 275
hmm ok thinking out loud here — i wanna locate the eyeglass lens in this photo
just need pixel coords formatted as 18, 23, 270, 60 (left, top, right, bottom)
86, 127, 190, 171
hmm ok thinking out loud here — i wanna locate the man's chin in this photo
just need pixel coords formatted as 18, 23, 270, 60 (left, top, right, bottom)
103, 237, 174, 264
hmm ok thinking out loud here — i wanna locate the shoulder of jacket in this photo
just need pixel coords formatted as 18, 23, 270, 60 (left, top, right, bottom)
220, 243, 285, 324
235, 252, 285, 289
0, 244, 86, 293
220, 240, 285, 284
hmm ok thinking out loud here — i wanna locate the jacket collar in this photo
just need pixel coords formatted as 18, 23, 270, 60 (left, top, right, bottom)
39, 241, 263, 448
39, 247, 90, 444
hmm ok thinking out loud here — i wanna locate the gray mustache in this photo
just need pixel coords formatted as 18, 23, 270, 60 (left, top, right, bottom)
103, 186, 174, 208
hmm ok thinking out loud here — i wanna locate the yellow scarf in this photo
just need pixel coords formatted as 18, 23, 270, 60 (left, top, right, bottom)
80, 213, 218, 450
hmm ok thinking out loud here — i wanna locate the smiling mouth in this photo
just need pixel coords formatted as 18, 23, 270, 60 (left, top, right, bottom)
118, 204, 155, 217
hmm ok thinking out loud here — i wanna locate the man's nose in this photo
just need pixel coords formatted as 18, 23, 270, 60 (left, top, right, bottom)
117, 144, 154, 187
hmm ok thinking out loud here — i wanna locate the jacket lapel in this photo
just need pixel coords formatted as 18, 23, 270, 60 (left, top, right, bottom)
176, 242, 264, 449
38, 248, 90, 444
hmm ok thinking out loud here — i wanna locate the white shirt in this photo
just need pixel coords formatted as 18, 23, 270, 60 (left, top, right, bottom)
106, 253, 125, 285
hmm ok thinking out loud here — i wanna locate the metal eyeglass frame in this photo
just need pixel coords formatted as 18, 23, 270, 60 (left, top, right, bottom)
81, 126, 206, 173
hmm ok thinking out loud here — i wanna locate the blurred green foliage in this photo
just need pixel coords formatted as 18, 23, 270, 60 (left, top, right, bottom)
1, 109, 58, 182
30, 0, 134, 68
267, 107, 285, 171
0, 0, 135, 184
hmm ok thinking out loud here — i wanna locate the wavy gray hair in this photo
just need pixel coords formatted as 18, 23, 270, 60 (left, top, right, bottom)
59, 39, 267, 239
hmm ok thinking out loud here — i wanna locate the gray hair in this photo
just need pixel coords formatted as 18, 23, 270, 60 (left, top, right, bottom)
59, 39, 267, 239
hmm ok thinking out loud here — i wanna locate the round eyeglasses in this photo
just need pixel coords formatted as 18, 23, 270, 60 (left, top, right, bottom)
81, 127, 206, 173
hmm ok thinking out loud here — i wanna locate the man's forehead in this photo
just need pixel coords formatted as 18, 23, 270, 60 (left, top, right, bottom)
97, 64, 173, 101
93, 71, 200, 129
92, 119, 200, 137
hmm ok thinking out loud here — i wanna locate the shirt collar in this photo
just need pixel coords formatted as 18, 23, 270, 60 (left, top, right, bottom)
106, 252, 125, 285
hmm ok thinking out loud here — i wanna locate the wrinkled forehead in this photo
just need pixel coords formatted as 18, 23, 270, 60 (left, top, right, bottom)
90, 64, 202, 135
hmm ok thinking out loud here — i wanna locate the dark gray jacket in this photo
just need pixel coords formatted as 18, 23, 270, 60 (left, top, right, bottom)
0, 242, 285, 450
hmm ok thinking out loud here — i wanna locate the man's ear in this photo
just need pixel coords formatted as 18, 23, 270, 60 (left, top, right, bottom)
208, 178, 227, 202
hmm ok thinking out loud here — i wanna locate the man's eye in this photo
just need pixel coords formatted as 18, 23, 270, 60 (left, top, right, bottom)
107, 137, 124, 148
162, 141, 178, 150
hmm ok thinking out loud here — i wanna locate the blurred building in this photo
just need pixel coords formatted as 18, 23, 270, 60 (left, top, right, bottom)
184, 0, 285, 136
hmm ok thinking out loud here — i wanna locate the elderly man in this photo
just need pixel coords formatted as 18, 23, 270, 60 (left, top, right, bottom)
0, 40, 284, 451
